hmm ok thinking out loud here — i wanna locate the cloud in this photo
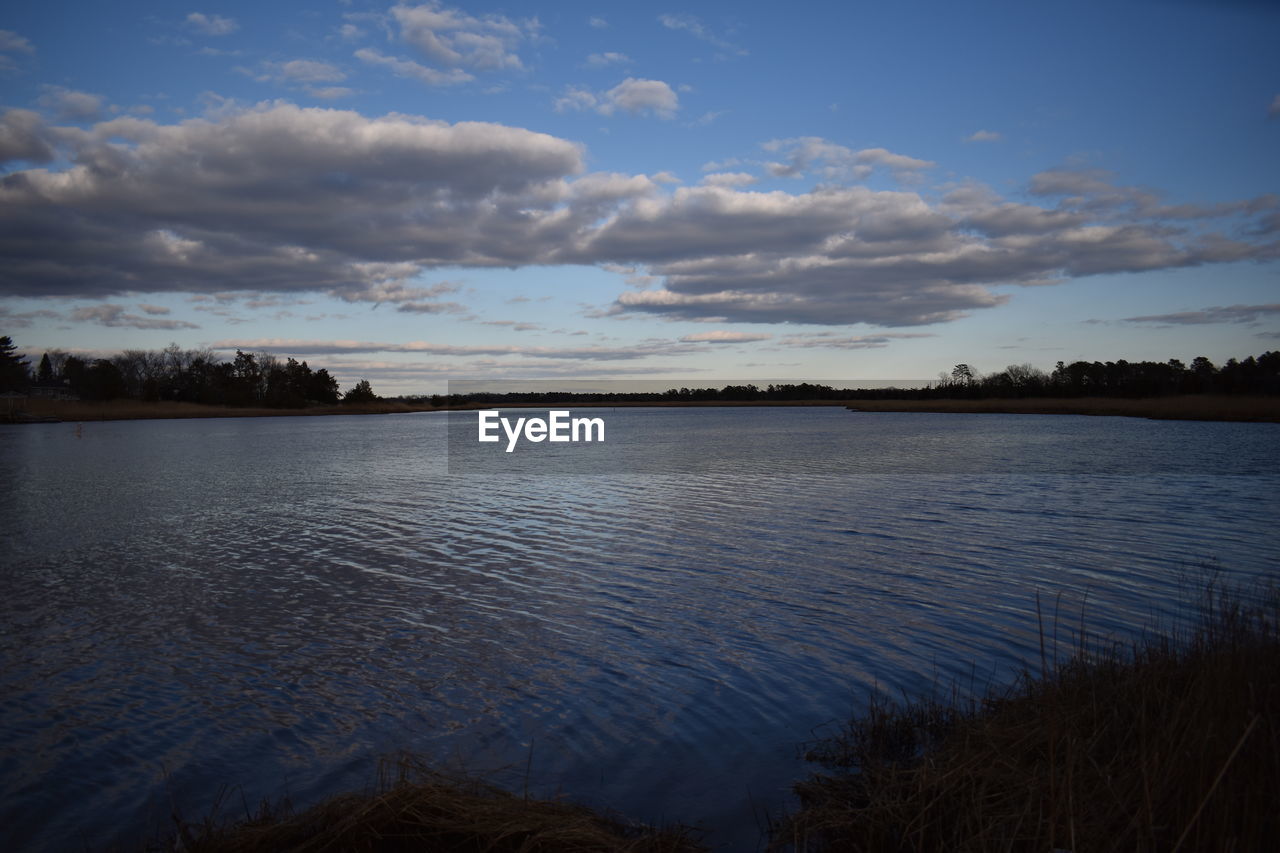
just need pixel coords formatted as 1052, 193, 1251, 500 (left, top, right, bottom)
657, 13, 746, 57
37, 86, 105, 122
778, 332, 933, 349
679, 330, 771, 343
210, 337, 703, 361
557, 78, 679, 118
763, 137, 935, 182
585, 51, 630, 67
588, 17, 609, 29
965, 129, 1002, 142
248, 60, 355, 97
71, 304, 199, 329
185, 13, 239, 36
0, 29, 34, 54
701, 172, 757, 188
260, 59, 346, 84
1122, 304, 1280, 325
1270, 95, 1280, 119
0, 110, 56, 164
0, 103, 586, 300
137, 304, 171, 315
354, 47, 472, 86
390, 1, 536, 71
0, 29, 34, 71
353, 48, 473, 86
0, 305, 60, 328
3, 103, 1277, 329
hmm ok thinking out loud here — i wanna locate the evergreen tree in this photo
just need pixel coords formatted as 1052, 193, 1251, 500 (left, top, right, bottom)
0, 336, 31, 392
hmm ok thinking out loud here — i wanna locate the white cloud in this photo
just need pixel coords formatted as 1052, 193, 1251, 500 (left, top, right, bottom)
0, 29, 34, 70
555, 78, 680, 119
680, 330, 771, 343
588, 17, 608, 29
390, 1, 536, 71
762, 137, 934, 182
966, 129, 1002, 142
701, 172, 757, 188
267, 59, 346, 84
585, 51, 630, 68
355, 48, 472, 86
657, 13, 746, 57
4, 104, 1276, 330
185, 13, 239, 36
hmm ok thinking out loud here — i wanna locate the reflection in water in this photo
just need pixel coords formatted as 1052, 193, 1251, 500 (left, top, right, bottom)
0, 409, 1276, 851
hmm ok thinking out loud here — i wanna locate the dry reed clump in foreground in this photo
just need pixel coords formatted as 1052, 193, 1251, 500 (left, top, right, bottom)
168, 755, 706, 853
774, 585, 1280, 853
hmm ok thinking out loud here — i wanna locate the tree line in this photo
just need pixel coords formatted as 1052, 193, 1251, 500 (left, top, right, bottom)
924, 353, 1280, 399
428, 352, 1279, 406
0, 336, 378, 407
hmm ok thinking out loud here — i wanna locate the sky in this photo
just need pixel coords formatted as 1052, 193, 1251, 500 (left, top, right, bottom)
1, 0, 1278, 395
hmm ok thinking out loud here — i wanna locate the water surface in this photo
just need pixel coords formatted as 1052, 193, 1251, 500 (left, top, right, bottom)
1, 408, 1276, 851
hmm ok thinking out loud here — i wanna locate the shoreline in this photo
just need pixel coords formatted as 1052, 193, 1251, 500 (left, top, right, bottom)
5, 394, 1279, 424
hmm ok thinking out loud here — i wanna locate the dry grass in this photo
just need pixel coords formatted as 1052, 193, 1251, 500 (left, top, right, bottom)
845, 395, 1280, 422
7, 394, 1278, 423
167, 755, 705, 853
774, 583, 1280, 852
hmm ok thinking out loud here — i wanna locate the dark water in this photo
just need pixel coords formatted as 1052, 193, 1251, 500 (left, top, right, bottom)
1, 408, 1276, 851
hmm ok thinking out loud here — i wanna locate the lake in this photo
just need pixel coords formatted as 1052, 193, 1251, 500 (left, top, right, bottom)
1, 407, 1276, 851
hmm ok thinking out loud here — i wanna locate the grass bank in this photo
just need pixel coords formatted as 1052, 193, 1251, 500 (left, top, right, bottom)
166, 755, 705, 853
162, 583, 1279, 853
10, 394, 1280, 423
845, 394, 1280, 422
773, 583, 1280, 852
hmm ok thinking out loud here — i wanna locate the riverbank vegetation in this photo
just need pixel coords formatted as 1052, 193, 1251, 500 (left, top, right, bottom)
773, 581, 1280, 852
0, 338, 378, 409
2, 335, 1278, 422
166, 755, 706, 853
160, 582, 1278, 852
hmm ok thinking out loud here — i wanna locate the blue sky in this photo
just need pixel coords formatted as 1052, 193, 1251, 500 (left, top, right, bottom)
2, 0, 1277, 394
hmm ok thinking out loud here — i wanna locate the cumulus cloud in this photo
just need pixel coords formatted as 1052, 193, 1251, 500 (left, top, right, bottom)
556, 78, 679, 118
390, 1, 536, 71
71, 304, 199, 329
37, 86, 105, 122
679, 330, 771, 343
185, 13, 239, 36
0, 103, 585, 300
0, 109, 56, 164
1122, 304, 1280, 325
3, 104, 1277, 329
701, 172, 758, 188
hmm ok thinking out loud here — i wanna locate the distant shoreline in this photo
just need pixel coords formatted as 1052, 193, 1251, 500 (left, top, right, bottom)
5, 394, 1278, 424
